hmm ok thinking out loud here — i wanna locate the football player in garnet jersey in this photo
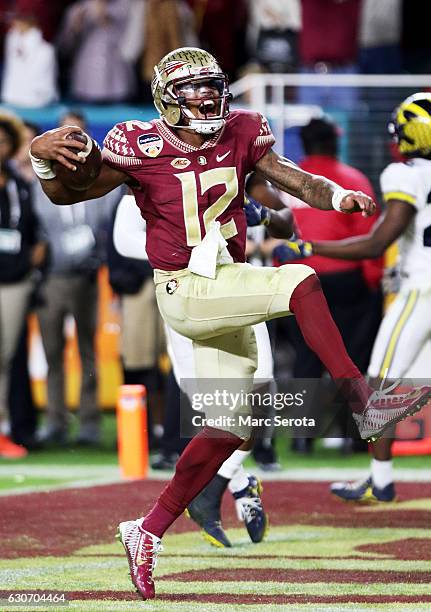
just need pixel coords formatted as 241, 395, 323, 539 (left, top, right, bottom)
113, 179, 290, 550
29, 48, 431, 600
272, 92, 431, 505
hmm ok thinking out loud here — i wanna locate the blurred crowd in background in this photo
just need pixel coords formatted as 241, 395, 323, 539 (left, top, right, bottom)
0, 0, 427, 465
0, 0, 430, 108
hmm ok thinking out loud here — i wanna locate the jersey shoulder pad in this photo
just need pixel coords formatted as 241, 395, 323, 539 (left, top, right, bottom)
229, 109, 275, 148
103, 120, 158, 169
227, 110, 275, 169
380, 161, 419, 207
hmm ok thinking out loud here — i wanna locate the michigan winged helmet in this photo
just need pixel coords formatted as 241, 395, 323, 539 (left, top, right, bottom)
389, 92, 431, 156
151, 47, 231, 135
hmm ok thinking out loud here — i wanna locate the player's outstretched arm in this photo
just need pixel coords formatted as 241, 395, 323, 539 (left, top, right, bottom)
245, 172, 294, 238
312, 199, 416, 259
273, 200, 415, 264
255, 149, 376, 217
264, 207, 294, 238
244, 194, 294, 239
30, 126, 128, 204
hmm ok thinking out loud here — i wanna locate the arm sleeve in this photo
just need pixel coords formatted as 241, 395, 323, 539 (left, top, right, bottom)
380, 162, 420, 208
113, 194, 148, 260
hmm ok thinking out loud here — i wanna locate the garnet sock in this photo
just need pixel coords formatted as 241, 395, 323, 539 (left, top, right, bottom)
142, 426, 242, 538
289, 274, 371, 412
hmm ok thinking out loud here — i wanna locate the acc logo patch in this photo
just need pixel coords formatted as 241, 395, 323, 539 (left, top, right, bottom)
166, 279, 179, 295
137, 133, 163, 157
171, 158, 191, 169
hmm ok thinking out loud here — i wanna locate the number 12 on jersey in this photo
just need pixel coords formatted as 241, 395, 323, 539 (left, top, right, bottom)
175, 168, 239, 246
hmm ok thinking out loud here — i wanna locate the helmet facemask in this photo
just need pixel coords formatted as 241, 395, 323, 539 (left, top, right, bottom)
173, 76, 230, 134
152, 48, 231, 135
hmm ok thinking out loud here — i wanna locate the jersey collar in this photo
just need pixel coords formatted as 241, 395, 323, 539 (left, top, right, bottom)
155, 119, 224, 153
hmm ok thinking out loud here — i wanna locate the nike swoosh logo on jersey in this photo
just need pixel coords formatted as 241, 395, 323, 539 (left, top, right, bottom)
216, 151, 231, 163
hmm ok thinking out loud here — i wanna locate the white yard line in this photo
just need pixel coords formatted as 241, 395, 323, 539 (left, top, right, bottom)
0, 476, 124, 496
0, 464, 121, 478
252, 467, 431, 482
146, 467, 431, 482
1, 465, 431, 497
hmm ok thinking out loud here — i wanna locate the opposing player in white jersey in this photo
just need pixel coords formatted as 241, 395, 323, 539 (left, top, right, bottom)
113, 183, 289, 546
272, 92, 431, 502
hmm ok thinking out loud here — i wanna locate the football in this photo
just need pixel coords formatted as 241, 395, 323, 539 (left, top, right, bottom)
53, 132, 102, 191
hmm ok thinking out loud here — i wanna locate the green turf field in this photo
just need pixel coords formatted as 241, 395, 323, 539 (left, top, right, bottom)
1, 413, 430, 495
3, 412, 431, 470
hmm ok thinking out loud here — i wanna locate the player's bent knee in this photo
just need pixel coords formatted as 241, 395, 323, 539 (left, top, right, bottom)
277, 263, 315, 282
274, 264, 316, 298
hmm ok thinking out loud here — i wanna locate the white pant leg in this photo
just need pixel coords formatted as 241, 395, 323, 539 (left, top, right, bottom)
165, 323, 195, 384
368, 288, 431, 378
165, 321, 274, 392
253, 322, 274, 381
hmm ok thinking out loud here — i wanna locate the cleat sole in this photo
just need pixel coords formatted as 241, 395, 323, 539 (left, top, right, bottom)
331, 489, 373, 504
255, 513, 269, 544
331, 484, 397, 505
256, 479, 263, 496
185, 503, 231, 548
332, 492, 397, 505
201, 530, 231, 548
245, 476, 269, 544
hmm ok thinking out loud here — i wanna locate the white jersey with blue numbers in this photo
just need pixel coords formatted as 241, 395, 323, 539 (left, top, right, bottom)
380, 157, 431, 290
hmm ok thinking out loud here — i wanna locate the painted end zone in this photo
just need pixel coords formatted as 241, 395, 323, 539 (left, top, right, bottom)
1, 481, 431, 610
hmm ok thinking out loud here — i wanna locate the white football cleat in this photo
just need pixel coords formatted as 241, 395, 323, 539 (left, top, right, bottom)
353, 380, 431, 441
116, 518, 163, 600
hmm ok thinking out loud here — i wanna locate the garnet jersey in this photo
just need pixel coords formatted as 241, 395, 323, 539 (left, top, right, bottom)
102, 110, 275, 271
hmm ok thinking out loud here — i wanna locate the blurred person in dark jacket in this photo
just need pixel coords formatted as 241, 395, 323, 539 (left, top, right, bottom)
7, 119, 45, 451
34, 110, 123, 446
0, 112, 47, 458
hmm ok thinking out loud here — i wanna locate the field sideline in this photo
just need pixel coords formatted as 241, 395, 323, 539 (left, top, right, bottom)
1, 478, 431, 611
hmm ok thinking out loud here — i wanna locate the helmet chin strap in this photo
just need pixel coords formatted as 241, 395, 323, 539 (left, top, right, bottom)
174, 98, 225, 134
170, 117, 225, 134
189, 118, 225, 134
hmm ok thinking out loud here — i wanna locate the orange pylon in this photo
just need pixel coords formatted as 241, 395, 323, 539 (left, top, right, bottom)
116, 385, 149, 479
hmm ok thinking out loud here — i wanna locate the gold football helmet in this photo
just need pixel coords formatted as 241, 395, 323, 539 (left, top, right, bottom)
152, 47, 231, 135
389, 92, 431, 156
